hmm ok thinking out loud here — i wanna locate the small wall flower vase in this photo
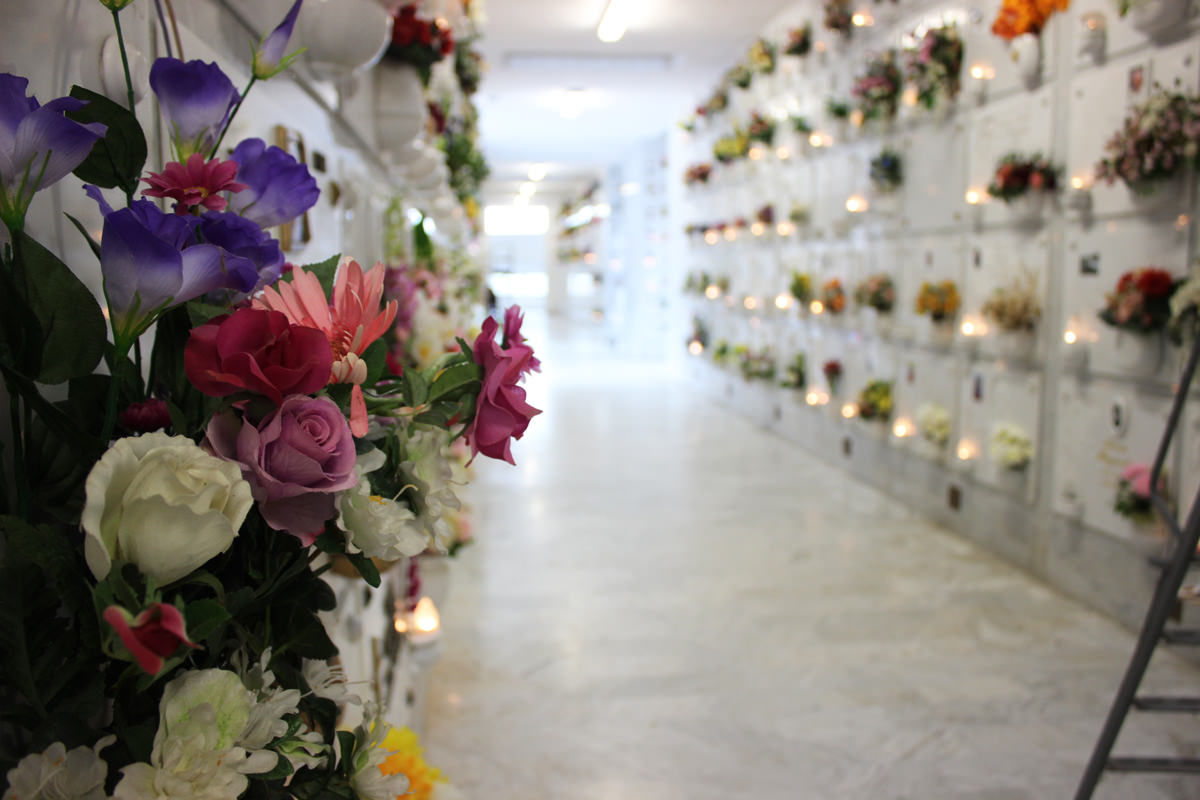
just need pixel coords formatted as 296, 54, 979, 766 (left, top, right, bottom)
1113, 328, 1164, 375
992, 329, 1038, 362
1127, 174, 1187, 215
1130, 0, 1191, 36
1005, 190, 1047, 226
298, 0, 393, 80
1009, 33, 1042, 87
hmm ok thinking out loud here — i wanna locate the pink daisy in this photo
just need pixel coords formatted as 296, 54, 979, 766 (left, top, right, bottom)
142, 153, 247, 215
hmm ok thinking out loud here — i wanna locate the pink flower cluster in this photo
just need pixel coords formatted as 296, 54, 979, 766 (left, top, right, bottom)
1095, 89, 1200, 190
1120, 462, 1154, 499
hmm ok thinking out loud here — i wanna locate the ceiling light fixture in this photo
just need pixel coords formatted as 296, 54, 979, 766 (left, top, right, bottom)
597, 0, 627, 43
528, 163, 548, 182
519, 181, 536, 196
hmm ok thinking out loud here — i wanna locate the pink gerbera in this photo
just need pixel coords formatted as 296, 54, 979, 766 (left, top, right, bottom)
142, 153, 247, 214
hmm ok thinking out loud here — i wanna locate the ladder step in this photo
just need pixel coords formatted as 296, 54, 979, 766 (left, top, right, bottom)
1162, 628, 1200, 645
1107, 757, 1200, 774
1133, 695, 1200, 712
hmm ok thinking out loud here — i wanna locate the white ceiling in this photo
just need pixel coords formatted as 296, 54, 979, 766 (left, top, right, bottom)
475, 0, 795, 190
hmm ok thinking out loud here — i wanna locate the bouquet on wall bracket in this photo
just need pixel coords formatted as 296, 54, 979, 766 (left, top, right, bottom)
982, 269, 1042, 332
820, 278, 848, 314
991, 0, 1070, 41
824, 0, 855, 37
855, 273, 896, 312
852, 50, 902, 122
684, 163, 713, 186
790, 271, 814, 305
748, 38, 777, 76
1098, 267, 1179, 333
738, 347, 776, 382
905, 25, 964, 110
826, 97, 852, 121
823, 359, 843, 395
869, 148, 903, 193
916, 403, 952, 446
386, 1, 455, 84
726, 62, 755, 90
0, 1, 538, 794
781, 352, 807, 389
856, 380, 894, 422
986, 152, 1061, 202
746, 112, 777, 146
713, 130, 750, 164
1115, 462, 1168, 524
989, 423, 1034, 471
915, 280, 961, 323
785, 24, 813, 57
1094, 87, 1200, 194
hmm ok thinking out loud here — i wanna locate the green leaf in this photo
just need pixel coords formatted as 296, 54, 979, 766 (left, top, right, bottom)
66, 85, 148, 195
183, 599, 231, 642
1, 366, 103, 459
185, 299, 231, 327
427, 361, 481, 403
13, 232, 106, 384
341, 550, 381, 588
289, 253, 340, 297
361, 338, 388, 387
64, 213, 102, 260
0, 256, 44, 376
403, 367, 429, 407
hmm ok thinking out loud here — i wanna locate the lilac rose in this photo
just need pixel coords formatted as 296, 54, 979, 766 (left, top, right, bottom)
206, 395, 357, 545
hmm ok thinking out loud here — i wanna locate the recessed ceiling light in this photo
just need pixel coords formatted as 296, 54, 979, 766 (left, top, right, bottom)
528, 163, 548, 182
597, 0, 626, 43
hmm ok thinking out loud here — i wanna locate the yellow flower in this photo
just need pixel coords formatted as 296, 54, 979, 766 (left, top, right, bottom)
379, 728, 444, 800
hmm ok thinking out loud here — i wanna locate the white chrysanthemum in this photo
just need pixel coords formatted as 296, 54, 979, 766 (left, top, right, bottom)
349, 706, 410, 800
916, 403, 952, 446
337, 451, 429, 561
402, 429, 462, 548
302, 658, 361, 706
3, 736, 114, 800
989, 423, 1033, 470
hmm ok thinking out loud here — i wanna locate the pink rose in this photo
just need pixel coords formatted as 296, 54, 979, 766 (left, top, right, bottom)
102, 602, 197, 675
1120, 462, 1149, 482
465, 314, 542, 464
206, 395, 357, 544
1130, 471, 1153, 498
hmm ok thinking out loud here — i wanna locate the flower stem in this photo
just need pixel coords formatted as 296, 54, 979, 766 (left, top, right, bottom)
111, 10, 137, 114
209, 76, 256, 159
4, 378, 29, 518
101, 339, 132, 444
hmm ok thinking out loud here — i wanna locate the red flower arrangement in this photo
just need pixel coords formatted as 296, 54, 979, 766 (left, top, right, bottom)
822, 359, 843, 395
387, 2, 454, 83
1099, 267, 1178, 333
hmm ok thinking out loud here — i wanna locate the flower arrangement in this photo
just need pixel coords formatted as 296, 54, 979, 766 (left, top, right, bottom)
713, 131, 750, 164
440, 106, 491, 209
821, 278, 848, 314
855, 273, 897, 312
684, 271, 710, 293
916, 403, 952, 445
1169, 266, 1200, 343
1099, 267, 1178, 333
739, 347, 777, 381
713, 339, 732, 365
791, 271, 815, 303
856, 380, 894, 421
1115, 462, 1167, 522
781, 352, 808, 389
915, 280, 961, 322
756, 204, 776, 226
684, 163, 714, 186
824, 0, 855, 36
986, 152, 1061, 201
790, 204, 813, 226
905, 25, 964, 109
455, 40, 484, 96
747, 111, 777, 145
869, 148, 903, 193
1094, 88, 1200, 193
689, 315, 710, 349
704, 87, 730, 116
823, 359, 844, 395
387, 1, 456, 84
748, 38, 778, 75
0, 4, 535, 796
727, 62, 755, 90
982, 269, 1042, 331
989, 423, 1033, 470
991, 0, 1070, 41
826, 97, 852, 120
785, 24, 814, 57
792, 115, 814, 134
852, 51, 903, 122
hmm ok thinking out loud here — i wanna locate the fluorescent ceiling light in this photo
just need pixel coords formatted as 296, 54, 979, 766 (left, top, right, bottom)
528, 163, 548, 182
503, 52, 672, 72
560, 88, 585, 119
597, 0, 626, 43
519, 181, 537, 196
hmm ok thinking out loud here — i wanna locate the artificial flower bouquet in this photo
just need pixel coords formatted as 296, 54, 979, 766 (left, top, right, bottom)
785, 24, 814, 57
748, 38, 778, 75
747, 112, 777, 145
821, 278, 848, 314
826, 97, 852, 120
982, 270, 1042, 331
684, 163, 714, 186
869, 149, 903, 193
989, 423, 1033, 470
689, 315, 710, 350
852, 51, 902, 122
1094, 88, 1200, 193
792, 115, 814, 135
823, 359, 844, 395
704, 87, 730, 116
0, 3, 540, 797
387, 1, 456, 84
824, 0, 855, 36
712, 339, 733, 365
790, 270, 815, 304
738, 347, 777, 382
1168, 265, 1200, 344
1115, 462, 1167, 522
781, 352, 808, 389
916, 403, 952, 446
756, 204, 776, 226
790, 204, 813, 227
1098, 267, 1178, 333
454, 40, 484, 96
915, 280, 961, 323
856, 380, 894, 422
855, 273, 897, 312
727, 62, 755, 90
905, 25, 964, 110
986, 153, 1061, 202
713, 132, 750, 164
991, 0, 1070, 41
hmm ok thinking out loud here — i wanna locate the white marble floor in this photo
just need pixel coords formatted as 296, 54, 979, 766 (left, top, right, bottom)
424, 314, 1200, 800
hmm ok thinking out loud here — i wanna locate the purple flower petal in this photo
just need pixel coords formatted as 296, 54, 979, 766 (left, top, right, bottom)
254, 0, 304, 79
149, 59, 239, 158
99, 205, 185, 323
198, 211, 284, 295
228, 137, 319, 229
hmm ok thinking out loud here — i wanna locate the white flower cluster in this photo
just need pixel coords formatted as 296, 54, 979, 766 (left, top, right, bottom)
989, 422, 1033, 471
1170, 267, 1200, 336
916, 403, 952, 446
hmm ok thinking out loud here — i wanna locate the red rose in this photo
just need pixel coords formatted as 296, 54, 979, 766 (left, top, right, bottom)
185, 308, 333, 405
119, 397, 172, 433
1135, 268, 1174, 299
465, 312, 541, 464
1116, 271, 1135, 293
103, 603, 197, 675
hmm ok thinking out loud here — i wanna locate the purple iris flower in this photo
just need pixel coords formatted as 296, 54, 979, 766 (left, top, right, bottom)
198, 211, 285, 296
149, 59, 239, 159
86, 186, 252, 341
253, 0, 305, 80
227, 137, 319, 228
0, 73, 106, 230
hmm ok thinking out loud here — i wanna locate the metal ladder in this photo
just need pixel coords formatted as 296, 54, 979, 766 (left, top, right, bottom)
1074, 329, 1200, 799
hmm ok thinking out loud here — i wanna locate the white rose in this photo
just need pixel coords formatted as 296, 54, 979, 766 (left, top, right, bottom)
337, 451, 429, 561
82, 433, 253, 584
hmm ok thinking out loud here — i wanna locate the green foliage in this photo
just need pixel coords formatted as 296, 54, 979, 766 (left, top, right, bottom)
66, 86, 148, 198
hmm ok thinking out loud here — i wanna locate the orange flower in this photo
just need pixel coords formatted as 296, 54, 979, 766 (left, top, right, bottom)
255, 257, 398, 436
991, 0, 1069, 40
378, 728, 443, 800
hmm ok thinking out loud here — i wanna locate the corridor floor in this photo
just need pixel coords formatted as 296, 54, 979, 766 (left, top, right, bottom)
424, 315, 1200, 800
